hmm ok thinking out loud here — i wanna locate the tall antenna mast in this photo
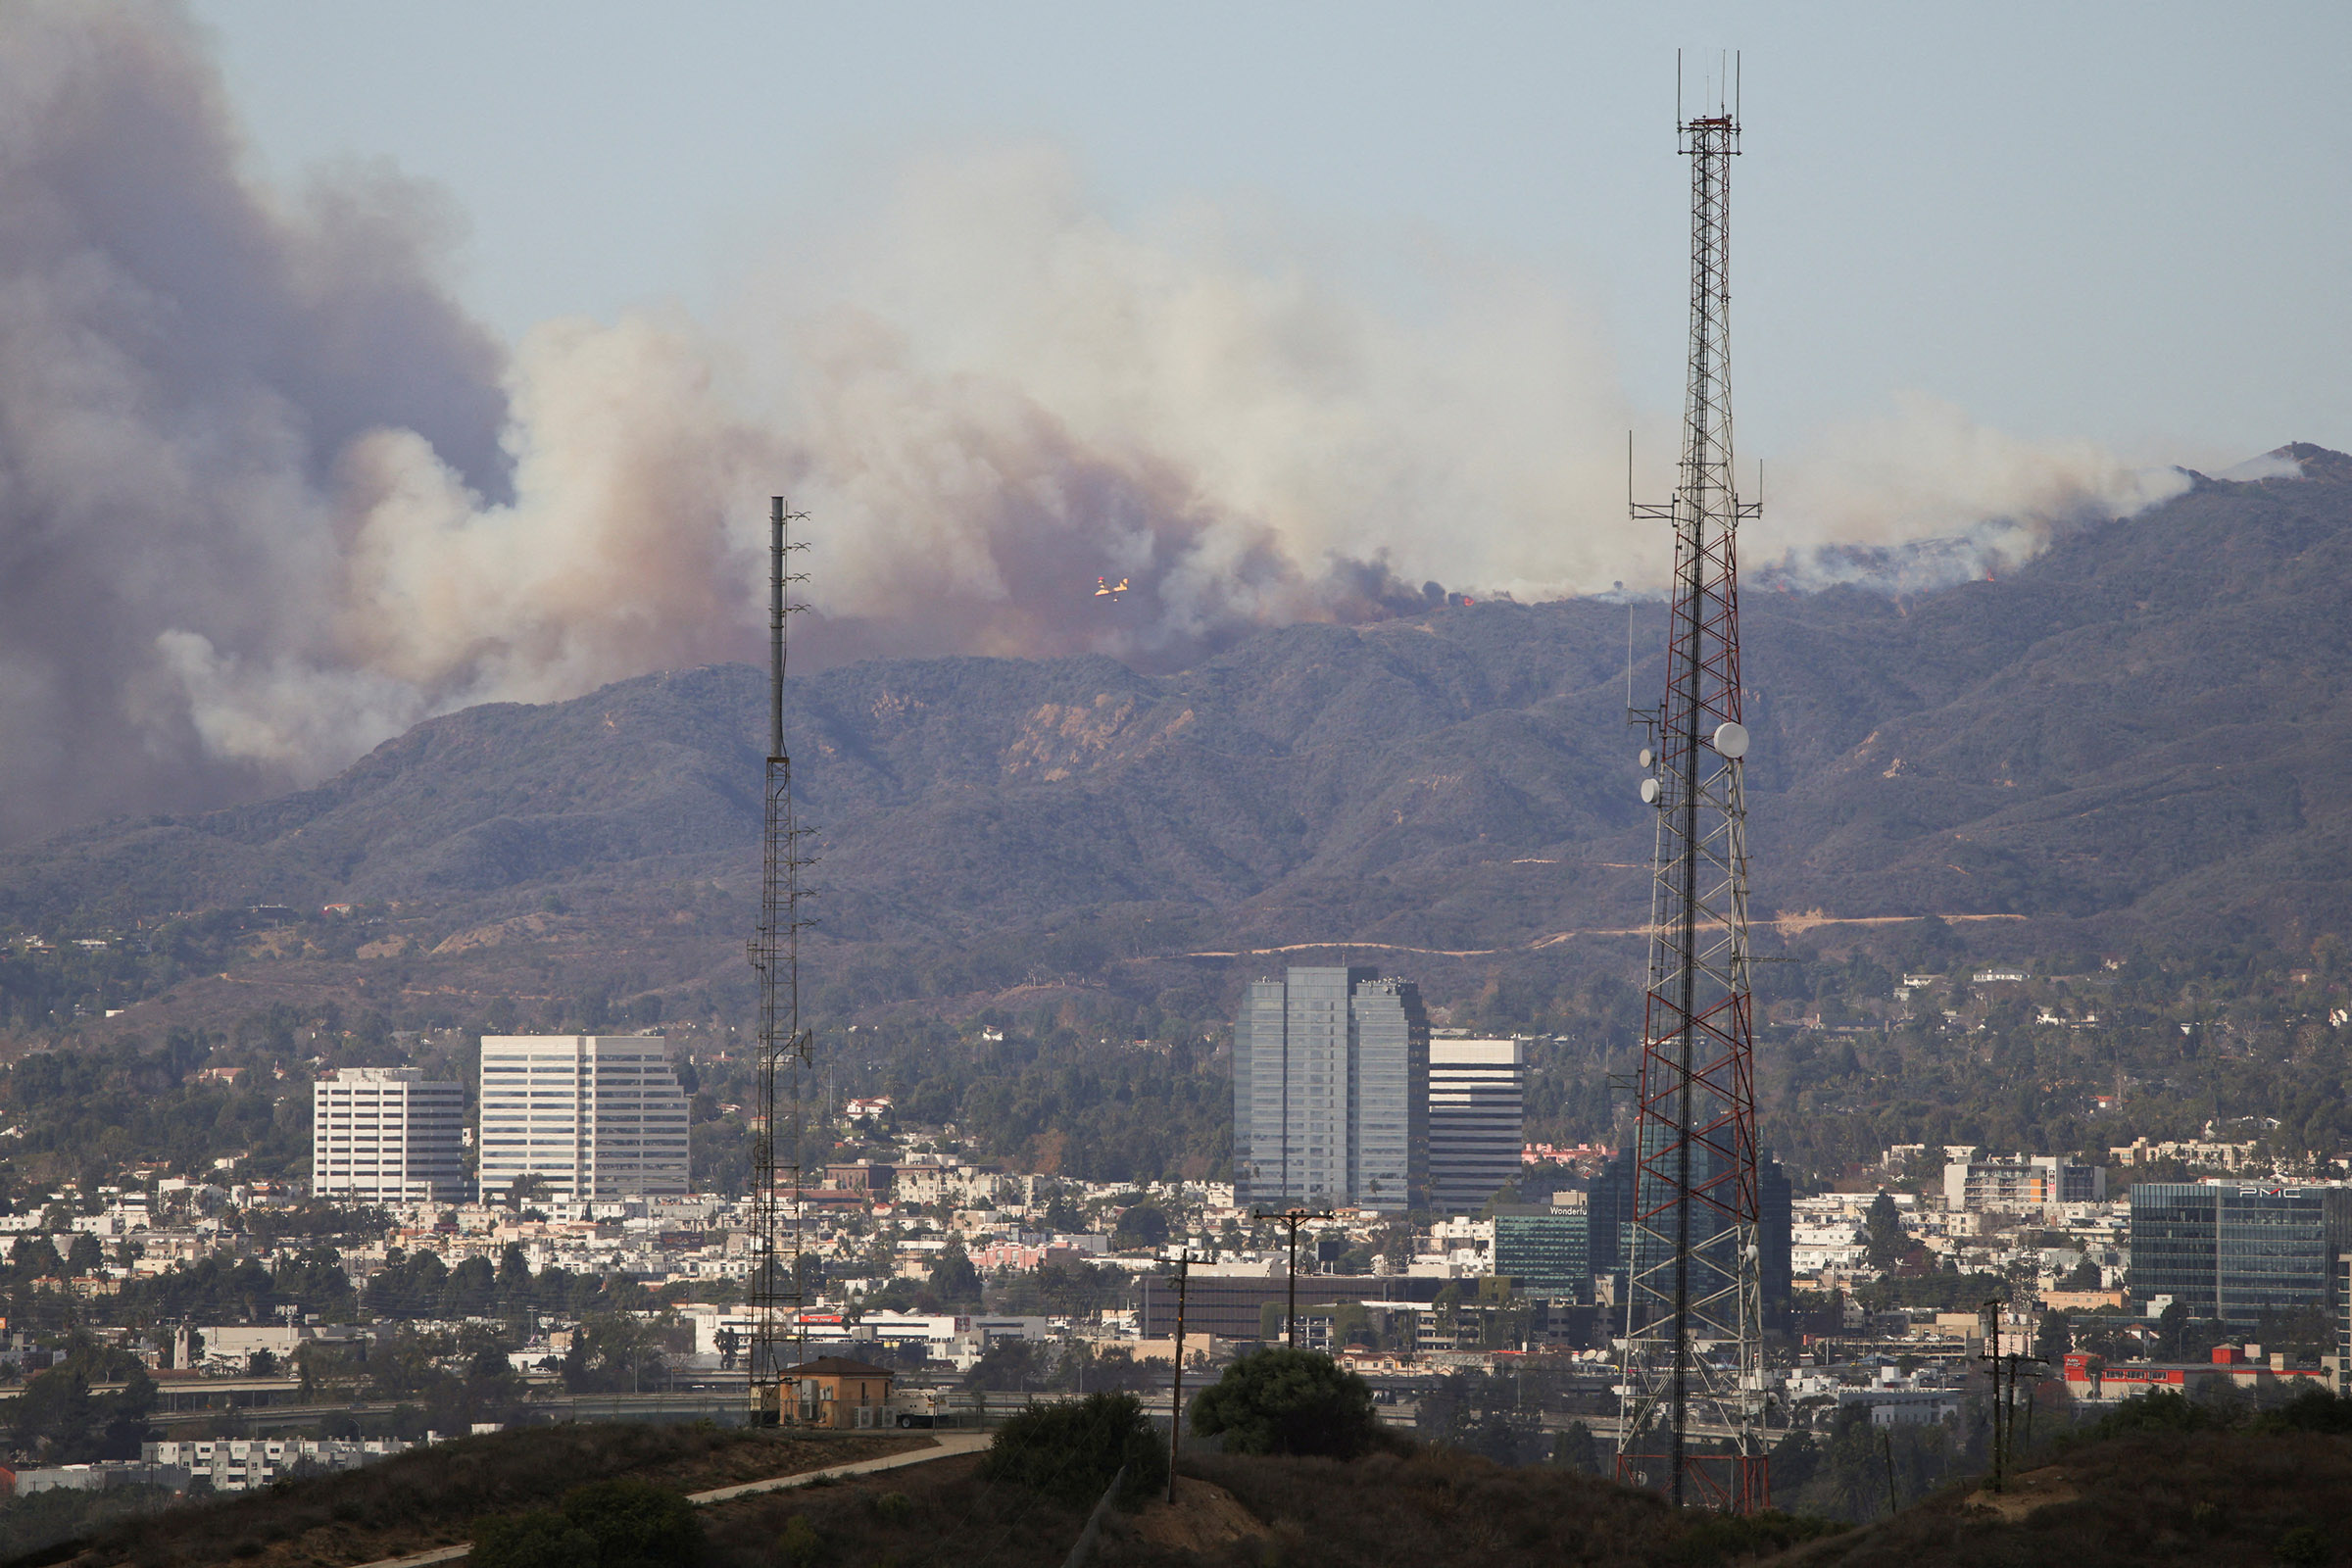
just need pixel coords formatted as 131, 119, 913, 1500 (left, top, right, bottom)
749, 496, 814, 1425
1615, 56, 1769, 1515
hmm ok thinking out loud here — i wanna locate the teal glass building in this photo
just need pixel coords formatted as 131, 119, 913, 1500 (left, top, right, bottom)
1494, 1208, 1590, 1299
2130, 1182, 2352, 1328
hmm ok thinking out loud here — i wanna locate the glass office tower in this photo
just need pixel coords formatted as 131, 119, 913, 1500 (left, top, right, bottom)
1495, 1207, 1591, 1299
1234, 966, 1428, 1212
2131, 1182, 2352, 1327
1592, 1144, 1792, 1329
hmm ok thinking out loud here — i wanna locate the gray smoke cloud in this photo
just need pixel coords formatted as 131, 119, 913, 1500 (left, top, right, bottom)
1750, 393, 2193, 592
0, 1, 509, 842
0, 5, 2202, 847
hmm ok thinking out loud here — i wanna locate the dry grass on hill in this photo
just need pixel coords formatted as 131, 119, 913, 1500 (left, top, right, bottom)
10, 1423, 918, 1568
693, 1443, 1838, 1568
1769, 1427, 2352, 1568
21, 1414, 2352, 1568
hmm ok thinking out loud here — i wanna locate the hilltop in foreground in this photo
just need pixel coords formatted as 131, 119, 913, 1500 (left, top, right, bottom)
16, 1414, 2352, 1568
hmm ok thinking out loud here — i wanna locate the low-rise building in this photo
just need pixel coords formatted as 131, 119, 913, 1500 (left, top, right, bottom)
7, 1460, 189, 1495
1835, 1387, 1967, 1427
781, 1356, 896, 1429
1943, 1155, 2103, 1212
2063, 1346, 2332, 1402
143, 1437, 427, 1492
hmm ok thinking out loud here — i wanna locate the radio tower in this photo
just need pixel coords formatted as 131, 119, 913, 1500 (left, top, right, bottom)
1615, 58, 1769, 1514
749, 497, 813, 1425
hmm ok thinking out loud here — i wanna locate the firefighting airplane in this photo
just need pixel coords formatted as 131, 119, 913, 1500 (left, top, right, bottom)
1094, 576, 1130, 601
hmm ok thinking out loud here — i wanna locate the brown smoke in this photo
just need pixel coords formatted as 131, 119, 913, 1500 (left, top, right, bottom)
0, 6, 2199, 846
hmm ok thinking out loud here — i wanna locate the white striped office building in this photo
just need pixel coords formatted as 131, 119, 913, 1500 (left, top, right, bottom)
1428, 1037, 1525, 1214
311, 1068, 467, 1202
478, 1035, 690, 1202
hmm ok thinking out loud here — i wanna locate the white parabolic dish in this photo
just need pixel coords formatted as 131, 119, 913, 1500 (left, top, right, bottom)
1712, 721, 1750, 760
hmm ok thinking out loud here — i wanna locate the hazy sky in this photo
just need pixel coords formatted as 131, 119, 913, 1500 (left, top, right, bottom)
189, 0, 2351, 466
0, 1, 2343, 843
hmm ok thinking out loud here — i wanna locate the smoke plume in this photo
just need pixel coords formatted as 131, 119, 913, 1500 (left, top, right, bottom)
1751, 393, 2193, 591
0, 4, 2201, 845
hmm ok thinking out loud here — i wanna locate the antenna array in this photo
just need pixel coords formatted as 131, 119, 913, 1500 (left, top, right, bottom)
748, 496, 815, 1424
1615, 57, 1771, 1514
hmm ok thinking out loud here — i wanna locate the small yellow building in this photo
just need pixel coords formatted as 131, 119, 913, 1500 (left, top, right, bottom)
783, 1356, 897, 1429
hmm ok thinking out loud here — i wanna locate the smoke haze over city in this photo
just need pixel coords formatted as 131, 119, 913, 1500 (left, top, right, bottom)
0, 2, 2326, 842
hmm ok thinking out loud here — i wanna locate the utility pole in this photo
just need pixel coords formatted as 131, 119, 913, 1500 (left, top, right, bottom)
1254, 1208, 1335, 1349
2020, 1354, 2040, 1449
1614, 51, 1769, 1517
1166, 1250, 1193, 1504
1978, 1298, 2006, 1490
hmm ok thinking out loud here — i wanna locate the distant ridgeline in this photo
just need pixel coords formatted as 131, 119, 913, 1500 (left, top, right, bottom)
0, 444, 2347, 1024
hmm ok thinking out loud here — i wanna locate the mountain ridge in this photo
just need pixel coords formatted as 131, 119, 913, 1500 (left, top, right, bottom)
5, 448, 2348, 1023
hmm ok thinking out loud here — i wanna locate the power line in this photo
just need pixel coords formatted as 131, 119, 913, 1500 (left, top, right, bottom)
1251, 1208, 1336, 1349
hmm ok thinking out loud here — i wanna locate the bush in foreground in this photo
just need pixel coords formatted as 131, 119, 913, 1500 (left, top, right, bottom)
471, 1477, 701, 1568
1190, 1348, 1381, 1459
980, 1391, 1167, 1508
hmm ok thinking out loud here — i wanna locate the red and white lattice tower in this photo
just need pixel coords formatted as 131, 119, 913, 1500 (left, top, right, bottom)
1613, 73, 1769, 1514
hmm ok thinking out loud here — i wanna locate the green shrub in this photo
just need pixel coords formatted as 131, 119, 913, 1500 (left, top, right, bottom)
472, 1478, 700, 1568
560, 1477, 702, 1567
1189, 1348, 1382, 1459
471, 1510, 598, 1568
2252, 1386, 2352, 1436
2277, 1524, 2328, 1566
871, 1490, 916, 1525
775, 1513, 823, 1568
2089, 1390, 2226, 1439
1673, 1509, 1850, 1564
980, 1391, 1167, 1508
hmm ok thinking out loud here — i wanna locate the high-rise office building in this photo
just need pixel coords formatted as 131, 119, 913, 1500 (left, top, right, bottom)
1494, 1202, 1589, 1299
1759, 1158, 1793, 1329
1234, 967, 1428, 1213
1428, 1037, 1525, 1214
478, 1035, 691, 1202
311, 1068, 466, 1202
2337, 1252, 2352, 1390
2131, 1182, 2352, 1328
1592, 1144, 1793, 1329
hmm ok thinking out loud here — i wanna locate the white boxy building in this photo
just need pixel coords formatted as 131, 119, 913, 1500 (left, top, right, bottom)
478, 1035, 691, 1202
311, 1067, 466, 1202
144, 1438, 425, 1492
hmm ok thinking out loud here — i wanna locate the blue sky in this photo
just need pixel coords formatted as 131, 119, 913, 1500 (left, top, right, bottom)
191, 0, 2351, 464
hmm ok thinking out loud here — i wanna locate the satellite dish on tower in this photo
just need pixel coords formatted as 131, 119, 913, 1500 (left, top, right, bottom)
1712, 721, 1749, 760
1640, 778, 1662, 806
